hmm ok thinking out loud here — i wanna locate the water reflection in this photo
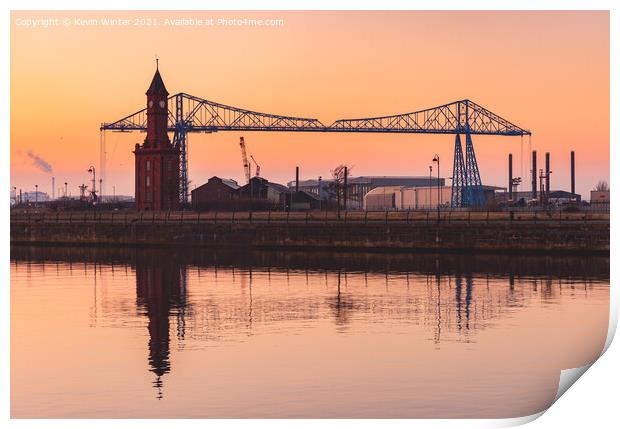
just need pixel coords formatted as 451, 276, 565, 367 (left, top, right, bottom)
134, 252, 188, 398
10, 246, 610, 416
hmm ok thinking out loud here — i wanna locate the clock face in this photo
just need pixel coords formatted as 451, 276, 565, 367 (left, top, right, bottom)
148, 100, 153, 108
159, 100, 166, 109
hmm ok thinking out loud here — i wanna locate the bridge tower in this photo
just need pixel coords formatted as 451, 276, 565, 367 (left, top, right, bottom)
134, 64, 180, 210
451, 101, 484, 208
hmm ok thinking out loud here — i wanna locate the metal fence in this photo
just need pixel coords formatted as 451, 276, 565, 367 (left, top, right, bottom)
11, 209, 610, 226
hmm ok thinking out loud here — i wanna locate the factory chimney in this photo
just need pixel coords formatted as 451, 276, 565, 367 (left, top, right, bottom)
343, 166, 348, 210
52, 177, 55, 200
531, 150, 537, 199
508, 154, 513, 200
545, 152, 550, 195
295, 166, 299, 193
571, 151, 575, 196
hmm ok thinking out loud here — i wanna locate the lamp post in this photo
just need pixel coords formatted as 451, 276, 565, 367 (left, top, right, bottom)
318, 176, 322, 211
88, 166, 96, 201
432, 154, 440, 217
428, 165, 432, 209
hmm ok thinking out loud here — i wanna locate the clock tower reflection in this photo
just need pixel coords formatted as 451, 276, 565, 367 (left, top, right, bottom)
135, 251, 187, 399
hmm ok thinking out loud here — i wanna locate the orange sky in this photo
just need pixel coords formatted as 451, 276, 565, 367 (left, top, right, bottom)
11, 10, 609, 198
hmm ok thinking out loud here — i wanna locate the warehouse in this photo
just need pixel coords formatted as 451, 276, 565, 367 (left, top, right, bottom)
364, 185, 503, 210
191, 176, 240, 210
291, 176, 445, 209
364, 186, 452, 210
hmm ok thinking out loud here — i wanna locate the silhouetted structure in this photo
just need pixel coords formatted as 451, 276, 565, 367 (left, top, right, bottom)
191, 176, 240, 210
134, 65, 180, 210
236, 177, 289, 210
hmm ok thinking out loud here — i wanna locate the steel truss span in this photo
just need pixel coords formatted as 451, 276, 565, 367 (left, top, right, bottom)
101, 93, 531, 206
101, 94, 530, 135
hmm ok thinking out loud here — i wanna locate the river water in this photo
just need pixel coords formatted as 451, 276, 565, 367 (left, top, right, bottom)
10, 246, 609, 418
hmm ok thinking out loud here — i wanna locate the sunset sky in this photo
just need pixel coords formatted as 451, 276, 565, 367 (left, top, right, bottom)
10, 10, 609, 199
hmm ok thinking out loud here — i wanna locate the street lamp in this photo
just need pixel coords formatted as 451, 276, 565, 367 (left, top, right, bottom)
428, 165, 432, 209
318, 176, 322, 211
432, 154, 440, 217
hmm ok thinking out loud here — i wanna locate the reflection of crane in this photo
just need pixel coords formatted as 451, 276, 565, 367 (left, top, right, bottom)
239, 137, 251, 184
250, 155, 260, 177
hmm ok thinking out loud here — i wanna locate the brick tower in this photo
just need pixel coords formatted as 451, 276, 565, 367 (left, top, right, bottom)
134, 64, 180, 211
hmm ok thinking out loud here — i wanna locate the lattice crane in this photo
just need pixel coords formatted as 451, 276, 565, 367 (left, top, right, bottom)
239, 137, 251, 184
250, 155, 261, 177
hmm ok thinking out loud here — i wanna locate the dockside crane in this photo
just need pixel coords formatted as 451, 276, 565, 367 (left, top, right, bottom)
250, 155, 261, 177
239, 137, 251, 184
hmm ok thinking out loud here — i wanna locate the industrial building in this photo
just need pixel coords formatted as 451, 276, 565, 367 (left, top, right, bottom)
238, 177, 289, 203
364, 186, 452, 210
20, 191, 49, 203
284, 190, 322, 211
191, 176, 240, 210
290, 176, 445, 209
364, 185, 505, 210
590, 190, 610, 205
504, 150, 586, 207
191, 176, 291, 211
496, 190, 581, 205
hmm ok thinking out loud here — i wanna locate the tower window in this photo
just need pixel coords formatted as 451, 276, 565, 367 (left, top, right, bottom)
146, 176, 151, 187
146, 160, 151, 171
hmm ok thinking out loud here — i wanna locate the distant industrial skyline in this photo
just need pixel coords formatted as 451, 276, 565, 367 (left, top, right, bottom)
11, 11, 609, 198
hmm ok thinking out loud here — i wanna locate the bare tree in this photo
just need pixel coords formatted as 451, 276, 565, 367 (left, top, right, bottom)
328, 164, 353, 208
594, 180, 609, 192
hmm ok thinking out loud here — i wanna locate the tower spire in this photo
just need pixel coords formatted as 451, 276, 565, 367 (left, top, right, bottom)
155, 55, 159, 70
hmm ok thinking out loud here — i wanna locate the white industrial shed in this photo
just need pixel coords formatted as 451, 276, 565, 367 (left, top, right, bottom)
364, 186, 452, 210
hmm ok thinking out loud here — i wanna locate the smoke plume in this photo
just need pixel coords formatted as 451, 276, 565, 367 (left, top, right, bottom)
26, 150, 53, 173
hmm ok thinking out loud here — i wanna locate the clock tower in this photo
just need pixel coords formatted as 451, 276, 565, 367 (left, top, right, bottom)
134, 64, 180, 211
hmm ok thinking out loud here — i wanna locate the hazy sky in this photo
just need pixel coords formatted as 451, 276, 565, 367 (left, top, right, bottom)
11, 11, 609, 198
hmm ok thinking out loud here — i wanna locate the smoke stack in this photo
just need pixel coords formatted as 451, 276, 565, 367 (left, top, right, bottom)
531, 150, 537, 199
52, 177, 55, 200
545, 152, 550, 194
295, 166, 299, 193
571, 151, 575, 196
343, 166, 348, 210
508, 153, 513, 200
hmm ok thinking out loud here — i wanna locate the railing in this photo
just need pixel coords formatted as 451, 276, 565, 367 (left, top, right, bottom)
10, 210, 610, 226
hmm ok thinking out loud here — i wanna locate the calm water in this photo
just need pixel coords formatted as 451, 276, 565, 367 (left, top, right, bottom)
11, 247, 609, 418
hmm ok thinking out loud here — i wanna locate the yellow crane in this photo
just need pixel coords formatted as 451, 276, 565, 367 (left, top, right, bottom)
239, 136, 251, 184
250, 155, 261, 177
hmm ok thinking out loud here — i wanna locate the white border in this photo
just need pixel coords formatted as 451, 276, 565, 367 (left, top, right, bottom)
2, 2, 617, 428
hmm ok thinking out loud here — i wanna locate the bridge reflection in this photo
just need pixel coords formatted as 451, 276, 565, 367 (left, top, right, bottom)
11, 246, 608, 399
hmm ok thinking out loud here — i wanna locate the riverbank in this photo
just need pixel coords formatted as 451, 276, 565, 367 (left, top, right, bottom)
10, 210, 609, 254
